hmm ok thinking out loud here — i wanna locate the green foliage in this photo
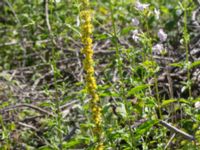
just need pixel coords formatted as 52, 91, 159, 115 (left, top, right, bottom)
0, 0, 200, 149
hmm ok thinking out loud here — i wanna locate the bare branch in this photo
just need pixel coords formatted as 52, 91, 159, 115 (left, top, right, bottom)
160, 120, 195, 141
1, 103, 54, 117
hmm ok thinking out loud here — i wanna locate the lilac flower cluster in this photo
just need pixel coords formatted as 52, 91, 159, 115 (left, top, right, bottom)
135, 1, 149, 11
153, 29, 167, 54
132, 18, 140, 26
131, 1, 168, 54
157, 29, 167, 42
132, 29, 140, 42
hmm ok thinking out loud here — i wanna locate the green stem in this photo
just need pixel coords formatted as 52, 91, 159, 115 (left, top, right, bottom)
110, 1, 135, 148
51, 49, 63, 149
183, 4, 192, 98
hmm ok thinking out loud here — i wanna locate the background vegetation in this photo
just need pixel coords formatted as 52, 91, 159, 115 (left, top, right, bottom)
0, 0, 200, 149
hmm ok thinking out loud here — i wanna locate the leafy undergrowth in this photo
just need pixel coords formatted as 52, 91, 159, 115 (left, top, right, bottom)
0, 0, 200, 149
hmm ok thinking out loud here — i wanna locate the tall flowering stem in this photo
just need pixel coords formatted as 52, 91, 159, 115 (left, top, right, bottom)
80, 0, 103, 149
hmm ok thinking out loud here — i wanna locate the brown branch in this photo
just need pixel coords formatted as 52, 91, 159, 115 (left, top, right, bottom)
44, 0, 51, 32
18, 122, 38, 131
160, 120, 195, 141
164, 133, 176, 150
1, 103, 54, 117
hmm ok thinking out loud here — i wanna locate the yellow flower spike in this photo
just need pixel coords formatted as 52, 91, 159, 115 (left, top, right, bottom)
81, 24, 93, 34
82, 0, 89, 6
96, 142, 104, 150
80, 0, 103, 149
93, 94, 99, 102
82, 37, 92, 44
81, 10, 91, 22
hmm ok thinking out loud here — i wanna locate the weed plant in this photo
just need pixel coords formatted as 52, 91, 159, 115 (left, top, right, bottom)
0, 0, 200, 149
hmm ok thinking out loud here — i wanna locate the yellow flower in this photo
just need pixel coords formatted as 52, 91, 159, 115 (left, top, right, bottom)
81, 24, 93, 35
96, 142, 104, 150
80, 0, 103, 149
81, 10, 92, 22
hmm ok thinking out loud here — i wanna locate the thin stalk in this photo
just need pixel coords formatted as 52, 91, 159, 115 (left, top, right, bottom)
46, 0, 63, 147
109, 1, 135, 148
51, 54, 63, 149
183, 4, 192, 98
155, 76, 162, 120
143, 18, 162, 122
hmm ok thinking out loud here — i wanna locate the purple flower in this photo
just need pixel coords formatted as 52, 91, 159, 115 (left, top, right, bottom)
152, 43, 164, 54
158, 29, 167, 42
195, 102, 200, 109
132, 29, 140, 42
135, 1, 150, 11
132, 18, 140, 26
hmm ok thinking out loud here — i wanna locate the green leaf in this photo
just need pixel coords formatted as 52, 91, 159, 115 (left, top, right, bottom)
116, 102, 127, 118
38, 146, 52, 150
135, 120, 158, 140
100, 91, 119, 97
65, 24, 81, 36
80, 123, 95, 128
179, 98, 190, 104
121, 26, 134, 35
161, 99, 177, 107
63, 139, 81, 148
94, 33, 109, 40
39, 102, 53, 107
10, 122, 16, 131
160, 6, 169, 14
127, 84, 150, 96
170, 62, 184, 68
190, 60, 200, 69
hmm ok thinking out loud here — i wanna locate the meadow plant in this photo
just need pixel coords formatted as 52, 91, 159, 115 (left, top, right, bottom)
80, 0, 103, 149
0, 0, 200, 149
